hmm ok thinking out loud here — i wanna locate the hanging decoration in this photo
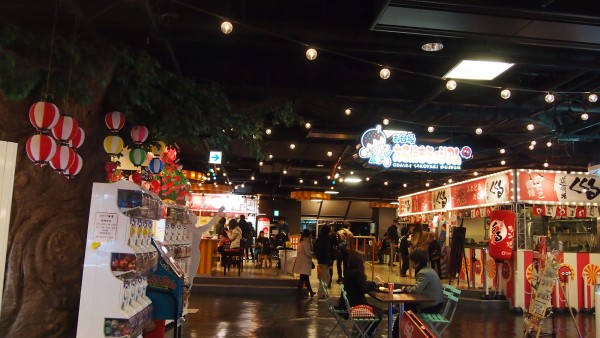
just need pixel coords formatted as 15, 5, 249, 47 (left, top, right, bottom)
131, 172, 143, 185
148, 146, 190, 204
64, 154, 83, 179
26, 134, 57, 166
51, 115, 79, 144
29, 102, 60, 132
130, 125, 149, 144
103, 135, 124, 155
105, 111, 125, 132
129, 148, 147, 166
49, 145, 76, 173
148, 158, 164, 174
150, 141, 166, 156
69, 127, 85, 149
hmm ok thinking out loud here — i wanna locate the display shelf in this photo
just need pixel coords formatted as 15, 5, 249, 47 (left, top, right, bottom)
77, 181, 162, 338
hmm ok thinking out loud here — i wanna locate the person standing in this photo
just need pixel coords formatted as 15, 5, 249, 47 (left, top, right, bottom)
335, 223, 353, 283
399, 227, 411, 276
385, 220, 400, 266
314, 225, 332, 299
277, 217, 290, 236
293, 229, 315, 298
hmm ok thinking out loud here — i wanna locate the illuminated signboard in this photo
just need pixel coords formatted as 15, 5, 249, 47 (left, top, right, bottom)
357, 125, 473, 171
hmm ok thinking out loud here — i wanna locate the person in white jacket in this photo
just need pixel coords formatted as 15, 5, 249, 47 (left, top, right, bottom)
293, 229, 315, 298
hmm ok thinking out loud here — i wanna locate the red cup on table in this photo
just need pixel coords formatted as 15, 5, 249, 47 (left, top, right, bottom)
388, 282, 394, 296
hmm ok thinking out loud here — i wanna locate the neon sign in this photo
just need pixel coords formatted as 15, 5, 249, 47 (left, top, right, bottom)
357, 125, 472, 171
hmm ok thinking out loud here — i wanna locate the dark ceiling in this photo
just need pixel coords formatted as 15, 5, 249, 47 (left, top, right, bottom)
3, 0, 600, 201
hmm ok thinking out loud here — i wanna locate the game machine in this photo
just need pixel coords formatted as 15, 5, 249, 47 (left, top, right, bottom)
77, 181, 162, 338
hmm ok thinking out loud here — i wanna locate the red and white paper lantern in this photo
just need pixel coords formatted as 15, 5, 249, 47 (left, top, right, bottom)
26, 134, 57, 166
488, 210, 516, 261
68, 127, 85, 149
64, 154, 83, 179
105, 111, 125, 132
29, 102, 60, 131
51, 115, 79, 144
130, 125, 149, 144
49, 145, 76, 173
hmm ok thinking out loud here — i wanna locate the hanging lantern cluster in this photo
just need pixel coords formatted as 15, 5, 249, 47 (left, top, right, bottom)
103, 111, 126, 182
26, 101, 85, 179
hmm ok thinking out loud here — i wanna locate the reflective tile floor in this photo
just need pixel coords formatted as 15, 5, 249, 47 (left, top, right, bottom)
169, 260, 595, 338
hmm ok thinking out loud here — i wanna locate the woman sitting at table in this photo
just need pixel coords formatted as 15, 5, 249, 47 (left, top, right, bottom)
393, 249, 444, 336
340, 252, 382, 336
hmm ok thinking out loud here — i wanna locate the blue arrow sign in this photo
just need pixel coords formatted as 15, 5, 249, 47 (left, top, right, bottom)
209, 151, 222, 164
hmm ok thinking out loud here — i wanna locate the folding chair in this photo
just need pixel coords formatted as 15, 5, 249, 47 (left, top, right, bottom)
322, 281, 351, 338
418, 284, 461, 337
340, 285, 380, 338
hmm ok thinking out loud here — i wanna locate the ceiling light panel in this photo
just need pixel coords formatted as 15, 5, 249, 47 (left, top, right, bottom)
444, 60, 514, 80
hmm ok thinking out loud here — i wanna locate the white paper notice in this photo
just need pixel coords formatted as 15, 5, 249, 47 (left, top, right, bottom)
93, 212, 118, 242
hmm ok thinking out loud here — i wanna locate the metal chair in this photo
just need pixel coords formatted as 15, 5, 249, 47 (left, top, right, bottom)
418, 284, 461, 337
322, 281, 351, 337
340, 285, 380, 338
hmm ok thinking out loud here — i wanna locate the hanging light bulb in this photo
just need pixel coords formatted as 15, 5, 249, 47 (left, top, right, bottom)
259, 161, 263, 166
500, 88, 511, 99
403, 183, 407, 187
282, 169, 288, 175
384, 181, 389, 186
305, 48, 318, 61
290, 143, 296, 149
327, 151, 333, 157
448, 178, 453, 183
527, 124, 535, 131
268, 154, 273, 159
313, 180, 318, 185
344, 108, 352, 116
531, 140, 537, 146
383, 118, 389, 125
265, 128, 272, 135
379, 67, 391, 80
501, 160, 506, 165
241, 184, 245, 188
475, 128, 483, 135
473, 171, 479, 176
366, 177, 370, 181
299, 178, 303, 184
589, 93, 598, 103
220, 21, 233, 34
425, 182, 430, 187
529, 145, 534, 150
546, 141, 552, 147
305, 122, 311, 129
544, 92, 555, 103
427, 126, 434, 133
339, 177, 344, 182
327, 175, 331, 180
499, 148, 506, 154
581, 113, 589, 121
446, 80, 457, 91
251, 175, 255, 180
543, 162, 549, 168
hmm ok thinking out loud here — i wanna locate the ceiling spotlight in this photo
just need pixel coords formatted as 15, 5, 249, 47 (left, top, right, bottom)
526, 124, 535, 131
344, 108, 352, 115
427, 126, 434, 133
282, 170, 288, 175
475, 128, 483, 135
425, 182, 430, 187
313, 180, 318, 185
501, 160, 506, 165
589, 93, 598, 103
402, 183, 407, 188
500, 88, 511, 99
581, 113, 589, 121
327, 151, 333, 157
305, 48, 317, 61
259, 161, 263, 166
473, 171, 479, 176
384, 181, 389, 186
544, 92, 555, 103
421, 39, 444, 52
546, 141, 552, 147
446, 80, 457, 91
299, 179, 303, 184
220, 21, 233, 34
265, 128, 272, 135
383, 118, 389, 125
251, 176, 255, 180
366, 177, 370, 181
543, 162, 549, 168
499, 148, 506, 154
305, 122, 311, 129
290, 143, 296, 149
380, 67, 391, 80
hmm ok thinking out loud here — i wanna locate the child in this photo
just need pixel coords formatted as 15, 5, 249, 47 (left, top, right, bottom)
255, 231, 272, 268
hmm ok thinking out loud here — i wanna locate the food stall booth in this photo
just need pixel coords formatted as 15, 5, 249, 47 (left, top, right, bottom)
397, 169, 600, 312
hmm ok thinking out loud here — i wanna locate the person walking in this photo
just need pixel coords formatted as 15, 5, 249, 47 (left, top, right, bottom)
399, 227, 411, 276
335, 224, 353, 283
293, 229, 316, 298
314, 225, 332, 299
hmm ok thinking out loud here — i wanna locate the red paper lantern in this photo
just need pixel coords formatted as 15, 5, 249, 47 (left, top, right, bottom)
105, 161, 118, 173
488, 210, 516, 261
68, 127, 85, 149
49, 145, 76, 172
29, 102, 60, 131
131, 172, 142, 185
64, 154, 83, 179
130, 125, 149, 144
26, 134, 57, 166
105, 111, 125, 132
51, 116, 79, 144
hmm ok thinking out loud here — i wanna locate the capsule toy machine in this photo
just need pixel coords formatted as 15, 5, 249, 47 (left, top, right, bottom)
77, 181, 162, 338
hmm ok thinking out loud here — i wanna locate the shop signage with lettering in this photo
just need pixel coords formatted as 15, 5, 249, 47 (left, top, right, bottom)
518, 170, 600, 204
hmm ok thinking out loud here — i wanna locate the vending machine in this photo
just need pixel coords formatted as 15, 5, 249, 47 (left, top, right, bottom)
77, 181, 162, 338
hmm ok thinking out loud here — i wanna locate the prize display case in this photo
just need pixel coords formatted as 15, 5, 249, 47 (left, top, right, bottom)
77, 181, 162, 338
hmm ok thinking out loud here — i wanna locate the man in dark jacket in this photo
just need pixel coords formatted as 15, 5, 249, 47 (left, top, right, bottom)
399, 227, 410, 276
314, 225, 332, 298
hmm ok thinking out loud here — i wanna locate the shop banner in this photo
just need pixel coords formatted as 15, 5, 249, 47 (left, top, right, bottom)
432, 187, 451, 210
451, 177, 486, 208
518, 170, 600, 204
